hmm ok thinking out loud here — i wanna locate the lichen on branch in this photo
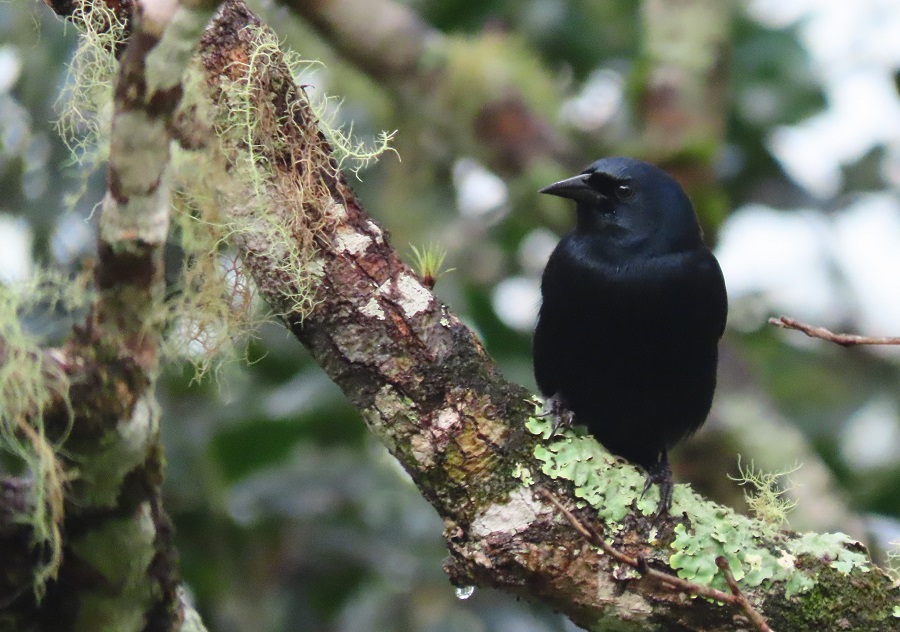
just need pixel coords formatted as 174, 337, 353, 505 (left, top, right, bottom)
26, 2, 900, 630
0, 274, 89, 593
52, 0, 397, 377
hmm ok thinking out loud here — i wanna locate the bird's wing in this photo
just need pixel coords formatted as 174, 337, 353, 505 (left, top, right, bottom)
617, 248, 728, 341
533, 302, 561, 397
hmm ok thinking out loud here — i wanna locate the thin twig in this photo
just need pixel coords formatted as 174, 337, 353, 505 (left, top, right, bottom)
539, 490, 774, 632
716, 557, 774, 632
769, 316, 900, 347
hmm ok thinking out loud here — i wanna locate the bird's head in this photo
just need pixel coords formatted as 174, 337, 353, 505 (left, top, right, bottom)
539, 157, 703, 257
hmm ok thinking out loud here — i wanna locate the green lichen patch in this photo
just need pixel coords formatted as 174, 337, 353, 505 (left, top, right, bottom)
525, 403, 875, 601
670, 515, 776, 594
524, 408, 560, 440
511, 462, 534, 486
69, 501, 158, 632
70, 502, 157, 584
791, 532, 870, 574
71, 395, 160, 509
527, 410, 658, 525
668, 488, 871, 597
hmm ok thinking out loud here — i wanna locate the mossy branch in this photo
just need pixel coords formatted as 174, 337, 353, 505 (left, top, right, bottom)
3, 1, 217, 630
188, 2, 898, 630
27, 1, 900, 631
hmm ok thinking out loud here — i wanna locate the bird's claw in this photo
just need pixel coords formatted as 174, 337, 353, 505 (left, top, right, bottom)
539, 394, 574, 438
641, 454, 674, 522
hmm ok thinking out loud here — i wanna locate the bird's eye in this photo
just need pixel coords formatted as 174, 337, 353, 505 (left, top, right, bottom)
615, 183, 635, 201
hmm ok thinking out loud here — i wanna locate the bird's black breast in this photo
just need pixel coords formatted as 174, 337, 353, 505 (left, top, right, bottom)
533, 232, 727, 467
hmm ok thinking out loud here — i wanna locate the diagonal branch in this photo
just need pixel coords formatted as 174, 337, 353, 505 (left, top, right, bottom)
33, 1, 900, 630
185, 3, 899, 630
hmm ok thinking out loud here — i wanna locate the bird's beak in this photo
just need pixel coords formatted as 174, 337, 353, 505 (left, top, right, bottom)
539, 174, 606, 205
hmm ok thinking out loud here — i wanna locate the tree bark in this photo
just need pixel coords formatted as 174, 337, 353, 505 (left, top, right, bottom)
16, 1, 900, 631
4, 1, 216, 630
190, 3, 899, 630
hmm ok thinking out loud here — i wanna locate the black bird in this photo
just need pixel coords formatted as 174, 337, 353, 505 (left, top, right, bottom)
533, 157, 727, 516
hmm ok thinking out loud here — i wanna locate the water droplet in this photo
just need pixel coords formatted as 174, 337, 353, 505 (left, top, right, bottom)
454, 585, 475, 600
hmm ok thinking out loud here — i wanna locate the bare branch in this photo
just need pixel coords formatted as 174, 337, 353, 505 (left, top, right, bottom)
769, 316, 900, 347
716, 556, 774, 632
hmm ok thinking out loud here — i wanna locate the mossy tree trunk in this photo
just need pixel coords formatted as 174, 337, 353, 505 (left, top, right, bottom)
6, 1, 900, 631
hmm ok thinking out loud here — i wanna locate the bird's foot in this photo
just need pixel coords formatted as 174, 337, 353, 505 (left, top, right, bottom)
539, 394, 574, 438
640, 454, 673, 522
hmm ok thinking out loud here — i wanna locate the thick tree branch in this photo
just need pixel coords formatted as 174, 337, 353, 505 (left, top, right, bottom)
185, 2, 898, 630
4, 2, 216, 630
27, 1, 900, 630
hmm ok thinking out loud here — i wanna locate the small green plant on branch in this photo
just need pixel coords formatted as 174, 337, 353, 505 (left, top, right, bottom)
409, 243, 454, 289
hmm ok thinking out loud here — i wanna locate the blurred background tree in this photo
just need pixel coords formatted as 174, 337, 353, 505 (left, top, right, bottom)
3, 0, 899, 630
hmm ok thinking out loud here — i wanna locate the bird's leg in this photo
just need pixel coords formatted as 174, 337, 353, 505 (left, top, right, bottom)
539, 394, 575, 438
641, 451, 673, 520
